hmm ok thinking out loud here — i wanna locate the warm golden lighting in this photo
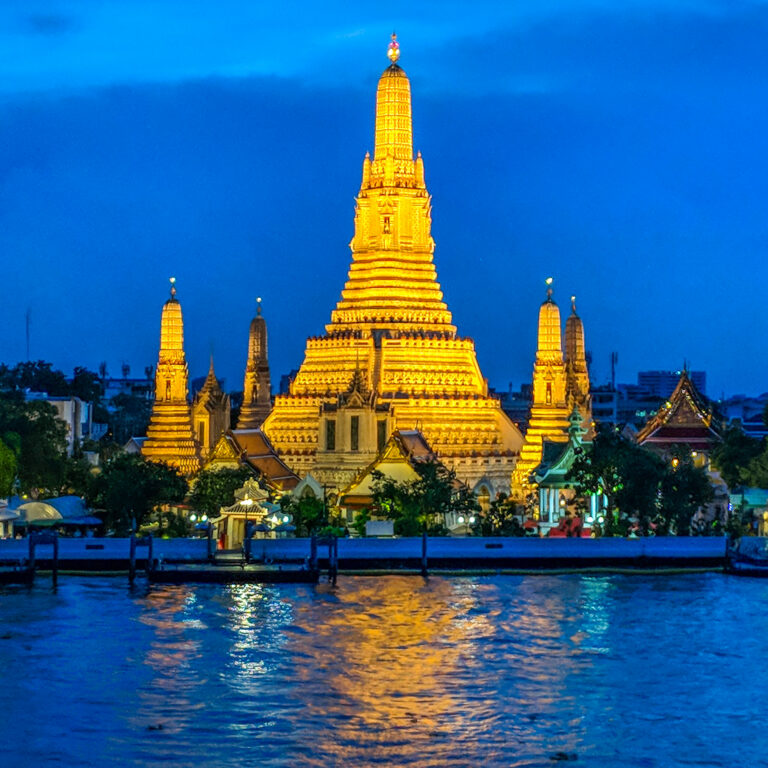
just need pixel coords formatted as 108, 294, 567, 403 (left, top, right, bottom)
262, 39, 522, 491
142, 280, 202, 474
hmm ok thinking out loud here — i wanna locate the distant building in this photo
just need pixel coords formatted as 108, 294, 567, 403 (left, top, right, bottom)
637, 370, 706, 399
103, 376, 153, 407
717, 393, 768, 439
25, 391, 92, 456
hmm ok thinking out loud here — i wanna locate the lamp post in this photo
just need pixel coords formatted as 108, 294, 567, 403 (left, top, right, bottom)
242, 498, 253, 545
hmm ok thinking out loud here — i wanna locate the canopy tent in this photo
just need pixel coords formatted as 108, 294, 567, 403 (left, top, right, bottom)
15, 502, 63, 526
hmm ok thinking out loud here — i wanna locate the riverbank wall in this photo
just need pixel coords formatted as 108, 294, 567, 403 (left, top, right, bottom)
0, 536, 728, 573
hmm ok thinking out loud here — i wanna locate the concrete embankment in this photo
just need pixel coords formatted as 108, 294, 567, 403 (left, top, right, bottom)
0, 536, 728, 574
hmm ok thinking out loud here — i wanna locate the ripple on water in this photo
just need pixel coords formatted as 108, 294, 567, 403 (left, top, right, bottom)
0, 573, 766, 767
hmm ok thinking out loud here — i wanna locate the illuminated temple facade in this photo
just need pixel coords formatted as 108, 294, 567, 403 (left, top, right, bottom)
512, 282, 591, 499
262, 37, 523, 492
142, 280, 202, 474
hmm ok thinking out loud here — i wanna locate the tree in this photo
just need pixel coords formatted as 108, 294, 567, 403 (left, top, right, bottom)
90, 454, 188, 533
711, 425, 762, 490
655, 447, 714, 535
70, 367, 103, 403
189, 466, 253, 516
567, 424, 665, 536
107, 393, 152, 444
370, 461, 478, 536
0, 438, 17, 497
0, 393, 68, 497
0, 361, 70, 396
477, 493, 524, 536
279, 493, 327, 536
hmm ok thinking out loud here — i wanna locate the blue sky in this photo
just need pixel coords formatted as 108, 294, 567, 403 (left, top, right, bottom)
1, 0, 766, 398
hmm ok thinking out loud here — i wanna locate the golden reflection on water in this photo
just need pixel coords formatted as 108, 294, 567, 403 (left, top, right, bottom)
286, 577, 493, 763
132, 586, 206, 734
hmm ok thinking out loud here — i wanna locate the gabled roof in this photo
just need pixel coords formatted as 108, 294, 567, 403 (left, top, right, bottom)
206, 429, 299, 490
636, 370, 722, 448
339, 429, 437, 506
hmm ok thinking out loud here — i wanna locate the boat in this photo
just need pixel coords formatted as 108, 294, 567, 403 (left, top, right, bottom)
726, 536, 768, 576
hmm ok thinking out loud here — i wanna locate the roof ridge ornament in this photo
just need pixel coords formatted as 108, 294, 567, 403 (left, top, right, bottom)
387, 32, 400, 64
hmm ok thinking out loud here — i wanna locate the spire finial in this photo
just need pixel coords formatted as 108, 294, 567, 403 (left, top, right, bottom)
387, 32, 400, 63
545, 276, 553, 301
256, 296, 262, 316
571, 295, 577, 313
169, 276, 177, 298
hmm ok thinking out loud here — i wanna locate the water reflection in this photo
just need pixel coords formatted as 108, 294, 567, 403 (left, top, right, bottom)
2, 574, 768, 768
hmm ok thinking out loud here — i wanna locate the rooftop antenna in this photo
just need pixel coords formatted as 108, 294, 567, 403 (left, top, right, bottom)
25, 308, 30, 360
610, 351, 618, 390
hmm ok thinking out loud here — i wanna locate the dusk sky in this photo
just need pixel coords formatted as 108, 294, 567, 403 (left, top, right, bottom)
1, 1, 767, 399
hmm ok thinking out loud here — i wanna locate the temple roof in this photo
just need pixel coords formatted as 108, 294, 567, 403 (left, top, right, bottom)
636, 370, 722, 448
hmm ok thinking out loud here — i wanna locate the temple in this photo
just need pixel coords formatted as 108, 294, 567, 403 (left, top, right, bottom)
512, 281, 591, 499
191, 357, 231, 459
636, 369, 721, 462
262, 36, 522, 492
141, 279, 202, 474
237, 298, 272, 429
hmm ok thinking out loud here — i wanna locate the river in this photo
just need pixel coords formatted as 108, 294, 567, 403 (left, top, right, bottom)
0, 573, 765, 767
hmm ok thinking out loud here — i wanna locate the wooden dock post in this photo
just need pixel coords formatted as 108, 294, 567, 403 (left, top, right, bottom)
207, 523, 215, 563
146, 534, 154, 573
129, 534, 137, 584
328, 535, 338, 585
309, 535, 318, 573
29, 532, 58, 586
421, 531, 428, 578
51, 533, 58, 588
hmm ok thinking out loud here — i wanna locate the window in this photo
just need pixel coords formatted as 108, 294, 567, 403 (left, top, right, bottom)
382, 215, 391, 234
198, 421, 205, 446
325, 419, 336, 451
546, 383, 552, 405
377, 420, 387, 451
350, 416, 360, 451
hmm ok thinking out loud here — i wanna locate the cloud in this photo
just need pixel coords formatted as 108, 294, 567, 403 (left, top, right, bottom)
24, 13, 77, 36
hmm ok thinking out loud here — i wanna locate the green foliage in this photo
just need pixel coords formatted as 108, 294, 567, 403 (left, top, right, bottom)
567, 425, 714, 536
0, 438, 17, 497
189, 466, 253, 516
279, 493, 328, 536
710, 425, 762, 489
90, 454, 188, 534
352, 508, 371, 537
107, 393, 152, 444
0, 361, 70, 396
0, 393, 68, 496
655, 447, 714, 535
371, 460, 478, 536
477, 493, 525, 536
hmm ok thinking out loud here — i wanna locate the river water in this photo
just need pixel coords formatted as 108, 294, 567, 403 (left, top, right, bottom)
0, 573, 765, 767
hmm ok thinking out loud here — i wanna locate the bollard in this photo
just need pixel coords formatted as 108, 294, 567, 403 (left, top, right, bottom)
421, 531, 428, 578
28, 535, 35, 573
309, 535, 318, 573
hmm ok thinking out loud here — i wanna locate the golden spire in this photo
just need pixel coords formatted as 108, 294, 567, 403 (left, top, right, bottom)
159, 277, 184, 358
565, 294, 586, 366
142, 279, 201, 474
374, 33, 412, 163
537, 277, 562, 361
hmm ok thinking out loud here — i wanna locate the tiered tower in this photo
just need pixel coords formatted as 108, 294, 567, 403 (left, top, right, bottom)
512, 279, 571, 499
262, 36, 522, 491
142, 279, 201, 474
192, 357, 231, 458
237, 297, 272, 429
564, 296, 591, 425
